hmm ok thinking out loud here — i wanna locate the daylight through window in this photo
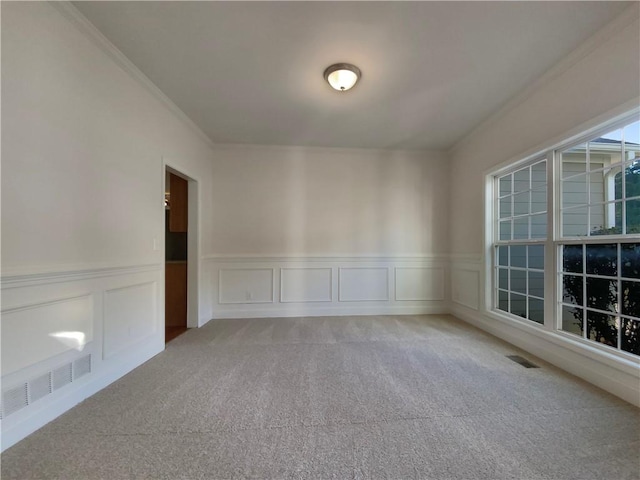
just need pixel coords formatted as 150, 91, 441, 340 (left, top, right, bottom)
490, 115, 640, 357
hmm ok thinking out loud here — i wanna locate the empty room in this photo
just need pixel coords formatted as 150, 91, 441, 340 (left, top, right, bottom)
1, 1, 639, 479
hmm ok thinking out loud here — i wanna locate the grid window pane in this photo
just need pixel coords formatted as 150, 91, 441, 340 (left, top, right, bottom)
499, 220, 511, 240
563, 206, 589, 236
498, 268, 508, 290
510, 293, 527, 318
593, 128, 622, 149
586, 277, 617, 312
529, 298, 544, 324
528, 271, 544, 298
621, 318, 640, 355
498, 246, 509, 266
586, 244, 617, 276
511, 270, 526, 295
531, 214, 547, 238
562, 274, 583, 304
561, 145, 587, 179
498, 290, 509, 312
626, 198, 640, 233
513, 192, 529, 216
621, 243, 640, 278
588, 203, 607, 234
562, 173, 588, 208
561, 305, 583, 336
528, 245, 544, 270
513, 217, 529, 239
531, 187, 546, 213
511, 246, 527, 268
586, 310, 617, 348
563, 245, 583, 273
499, 196, 511, 218
622, 280, 639, 317
531, 161, 546, 188
514, 168, 530, 193
499, 175, 512, 196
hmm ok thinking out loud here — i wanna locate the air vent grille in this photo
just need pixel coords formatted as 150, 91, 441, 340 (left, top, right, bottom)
29, 372, 53, 403
73, 354, 91, 380
52, 363, 73, 391
506, 355, 540, 368
2, 384, 29, 417
1, 354, 92, 419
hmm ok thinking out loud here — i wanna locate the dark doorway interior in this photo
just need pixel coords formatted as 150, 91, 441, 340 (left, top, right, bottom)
165, 171, 189, 343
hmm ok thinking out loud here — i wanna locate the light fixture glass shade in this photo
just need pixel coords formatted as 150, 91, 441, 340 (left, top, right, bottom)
324, 63, 361, 91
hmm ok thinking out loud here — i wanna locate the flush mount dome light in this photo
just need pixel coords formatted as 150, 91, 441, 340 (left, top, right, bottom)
324, 63, 361, 91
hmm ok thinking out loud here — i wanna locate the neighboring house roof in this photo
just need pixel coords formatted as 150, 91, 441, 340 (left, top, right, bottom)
593, 137, 639, 146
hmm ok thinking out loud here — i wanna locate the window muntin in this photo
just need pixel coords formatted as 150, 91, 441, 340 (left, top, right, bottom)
494, 160, 547, 324
560, 120, 640, 237
560, 243, 639, 355
497, 160, 547, 242
490, 116, 640, 357
495, 245, 545, 324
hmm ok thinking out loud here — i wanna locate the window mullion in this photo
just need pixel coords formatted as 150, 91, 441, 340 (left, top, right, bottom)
544, 151, 555, 331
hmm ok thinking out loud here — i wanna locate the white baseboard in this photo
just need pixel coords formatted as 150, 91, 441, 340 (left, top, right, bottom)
451, 304, 640, 407
213, 304, 448, 320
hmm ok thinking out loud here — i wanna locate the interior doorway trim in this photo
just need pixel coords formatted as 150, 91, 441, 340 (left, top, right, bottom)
163, 159, 200, 329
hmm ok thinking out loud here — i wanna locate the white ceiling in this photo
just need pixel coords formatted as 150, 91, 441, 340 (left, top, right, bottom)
74, 1, 629, 151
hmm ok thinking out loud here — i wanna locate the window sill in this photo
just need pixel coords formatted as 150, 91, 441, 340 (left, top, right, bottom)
483, 308, 640, 377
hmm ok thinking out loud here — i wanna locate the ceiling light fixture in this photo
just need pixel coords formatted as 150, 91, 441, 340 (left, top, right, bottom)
324, 63, 361, 92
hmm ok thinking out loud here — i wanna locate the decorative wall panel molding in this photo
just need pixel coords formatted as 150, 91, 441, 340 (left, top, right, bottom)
395, 267, 445, 301
1, 263, 163, 451
451, 268, 481, 310
219, 268, 274, 304
338, 267, 389, 302
280, 268, 332, 303
1, 295, 93, 376
205, 255, 449, 318
103, 282, 158, 360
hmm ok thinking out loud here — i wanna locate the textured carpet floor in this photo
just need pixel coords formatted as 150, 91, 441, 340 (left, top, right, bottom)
2, 314, 639, 479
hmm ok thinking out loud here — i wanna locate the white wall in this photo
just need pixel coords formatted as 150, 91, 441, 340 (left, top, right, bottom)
448, 7, 640, 406
205, 145, 450, 318
1, 2, 214, 449
210, 145, 448, 256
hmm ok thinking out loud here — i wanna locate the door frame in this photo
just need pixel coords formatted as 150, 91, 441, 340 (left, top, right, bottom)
163, 159, 200, 329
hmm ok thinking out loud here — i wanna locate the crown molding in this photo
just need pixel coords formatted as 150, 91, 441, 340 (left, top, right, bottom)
212, 142, 446, 158
50, 1, 215, 150
449, 3, 640, 157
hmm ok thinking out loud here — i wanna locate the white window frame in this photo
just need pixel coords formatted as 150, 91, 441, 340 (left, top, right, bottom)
485, 109, 640, 361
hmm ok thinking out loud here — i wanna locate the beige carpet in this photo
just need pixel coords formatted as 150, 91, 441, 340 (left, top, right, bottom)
2, 314, 639, 479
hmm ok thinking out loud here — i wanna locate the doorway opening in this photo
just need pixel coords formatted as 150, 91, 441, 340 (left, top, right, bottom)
165, 170, 189, 343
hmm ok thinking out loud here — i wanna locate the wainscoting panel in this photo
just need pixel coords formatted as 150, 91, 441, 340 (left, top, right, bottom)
339, 267, 389, 302
205, 256, 449, 318
219, 269, 274, 304
1, 263, 163, 451
1, 295, 93, 376
281, 268, 332, 303
103, 281, 158, 359
395, 267, 444, 301
451, 269, 480, 310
